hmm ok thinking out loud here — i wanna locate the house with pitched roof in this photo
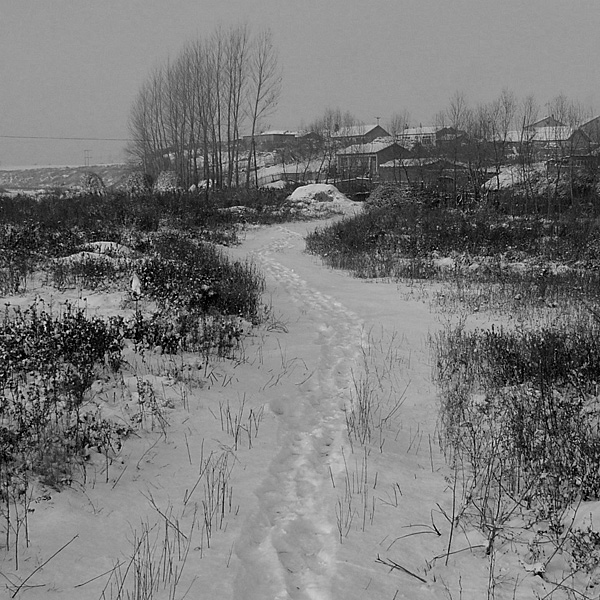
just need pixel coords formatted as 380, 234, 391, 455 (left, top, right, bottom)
379, 157, 468, 188
502, 116, 574, 158
577, 116, 600, 147
396, 126, 437, 148
336, 140, 410, 179
330, 124, 390, 145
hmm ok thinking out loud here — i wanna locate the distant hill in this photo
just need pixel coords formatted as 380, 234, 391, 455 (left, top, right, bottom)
0, 164, 133, 192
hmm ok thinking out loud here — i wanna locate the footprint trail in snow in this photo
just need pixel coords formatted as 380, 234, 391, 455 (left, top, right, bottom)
233, 226, 363, 600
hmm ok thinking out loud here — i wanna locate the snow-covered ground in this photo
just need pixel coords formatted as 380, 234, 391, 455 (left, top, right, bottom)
1, 216, 561, 599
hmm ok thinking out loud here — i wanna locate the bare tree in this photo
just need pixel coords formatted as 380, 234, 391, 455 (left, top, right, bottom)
386, 110, 411, 140
127, 65, 170, 177
517, 94, 540, 210
458, 98, 516, 202
307, 107, 361, 182
441, 92, 473, 202
246, 28, 282, 187
477, 89, 517, 194
546, 93, 587, 210
222, 24, 250, 187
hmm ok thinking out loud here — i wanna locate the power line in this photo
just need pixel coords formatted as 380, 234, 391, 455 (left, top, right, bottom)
0, 134, 132, 142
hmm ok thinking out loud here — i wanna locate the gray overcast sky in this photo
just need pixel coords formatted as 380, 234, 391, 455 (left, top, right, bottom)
1, 0, 599, 166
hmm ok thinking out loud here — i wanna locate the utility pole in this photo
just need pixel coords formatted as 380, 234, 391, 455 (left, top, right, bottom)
84, 149, 91, 167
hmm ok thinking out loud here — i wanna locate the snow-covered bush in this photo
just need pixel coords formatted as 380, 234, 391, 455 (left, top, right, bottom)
153, 170, 180, 193
79, 171, 106, 195
365, 183, 405, 209
124, 171, 153, 196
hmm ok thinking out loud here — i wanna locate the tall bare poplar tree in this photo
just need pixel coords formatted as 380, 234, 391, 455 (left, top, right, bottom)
246, 28, 282, 187
518, 95, 540, 210
443, 92, 472, 200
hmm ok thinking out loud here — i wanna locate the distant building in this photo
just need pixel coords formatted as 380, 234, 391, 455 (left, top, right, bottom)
395, 126, 468, 150
379, 157, 468, 188
243, 130, 298, 151
330, 124, 390, 145
577, 115, 600, 147
396, 126, 437, 148
435, 127, 468, 148
527, 115, 565, 129
336, 141, 410, 178
503, 116, 575, 158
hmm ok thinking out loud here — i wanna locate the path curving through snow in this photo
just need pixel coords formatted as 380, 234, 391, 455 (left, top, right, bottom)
232, 225, 365, 600
224, 218, 453, 600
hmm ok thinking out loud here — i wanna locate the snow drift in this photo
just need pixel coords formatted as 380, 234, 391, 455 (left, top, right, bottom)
288, 183, 350, 204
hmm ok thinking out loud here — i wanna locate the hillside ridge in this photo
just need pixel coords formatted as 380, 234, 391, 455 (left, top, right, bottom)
0, 163, 132, 191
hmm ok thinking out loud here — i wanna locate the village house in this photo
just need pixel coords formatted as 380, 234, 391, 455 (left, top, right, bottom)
243, 130, 298, 151
336, 140, 410, 179
396, 126, 437, 148
572, 115, 600, 150
435, 127, 468, 149
330, 124, 390, 146
379, 157, 469, 189
504, 116, 576, 158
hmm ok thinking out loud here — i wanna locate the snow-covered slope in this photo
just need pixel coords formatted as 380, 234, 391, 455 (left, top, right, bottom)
1, 218, 557, 599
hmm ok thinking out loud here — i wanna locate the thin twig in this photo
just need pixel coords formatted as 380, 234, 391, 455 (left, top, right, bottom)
73, 560, 125, 588
375, 554, 427, 584
11, 534, 79, 598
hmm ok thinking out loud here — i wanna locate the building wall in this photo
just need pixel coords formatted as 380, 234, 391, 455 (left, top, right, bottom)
337, 144, 409, 178
580, 117, 600, 145
379, 161, 468, 187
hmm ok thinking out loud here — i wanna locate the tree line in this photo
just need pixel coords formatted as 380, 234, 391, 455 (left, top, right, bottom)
127, 23, 281, 189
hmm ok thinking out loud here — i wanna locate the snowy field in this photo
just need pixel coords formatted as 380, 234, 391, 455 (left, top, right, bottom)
1, 212, 567, 600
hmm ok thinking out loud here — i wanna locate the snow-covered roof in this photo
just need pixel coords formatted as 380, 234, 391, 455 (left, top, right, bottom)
503, 126, 573, 143
528, 115, 565, 128
337, 141, 399, 155
379, 158, 466, 169
398, 126, 437, 137
331, 124, 381, 138
257, 130, 297, 136
481, 163, 546, 191
530, 126, 573, 142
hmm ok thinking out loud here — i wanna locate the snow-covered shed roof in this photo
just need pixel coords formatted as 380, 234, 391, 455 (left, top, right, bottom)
379, 157, 464, 169
503, 126, 574, 144
399, 126, 437, 136
331, 124, 382, 138
337, 141, 402, 155
258, 130, 297, 137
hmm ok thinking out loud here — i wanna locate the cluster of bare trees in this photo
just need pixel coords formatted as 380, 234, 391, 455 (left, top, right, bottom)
303, 107, 362, 179
127, 23, 281, 189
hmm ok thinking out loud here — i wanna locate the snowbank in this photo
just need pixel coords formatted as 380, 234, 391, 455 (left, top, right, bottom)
285, 183, 361, 218
261, 179, 287, 189
288, 183, 349, 204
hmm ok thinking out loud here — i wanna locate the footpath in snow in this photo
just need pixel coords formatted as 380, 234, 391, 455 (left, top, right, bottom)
227, 221, 449, 600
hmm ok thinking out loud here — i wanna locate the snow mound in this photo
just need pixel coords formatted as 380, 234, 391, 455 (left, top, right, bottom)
261, 179, 287, 190
288, 184, 349, 204
80, 241, 135, 257
285, 183, 361, 218
52, 250, 134, 269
